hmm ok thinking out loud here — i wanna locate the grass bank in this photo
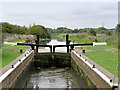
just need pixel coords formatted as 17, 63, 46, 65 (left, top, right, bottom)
84, 49, 118, 76
76, 45, 109, 50
77, 45, 118, 76
1, 44, 28, 69
59, 33, 118, 76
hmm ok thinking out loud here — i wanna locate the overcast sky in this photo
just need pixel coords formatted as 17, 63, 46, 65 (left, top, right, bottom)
0, 0, 119, 29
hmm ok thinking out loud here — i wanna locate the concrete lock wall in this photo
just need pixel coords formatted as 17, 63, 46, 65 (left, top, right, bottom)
71, 58, 95, 88
0, 49, 115, 89
71, 50, 113, 89
0, 51, 34, 89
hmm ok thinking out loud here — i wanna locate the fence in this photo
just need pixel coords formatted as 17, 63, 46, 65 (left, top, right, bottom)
93, 42, 107, 46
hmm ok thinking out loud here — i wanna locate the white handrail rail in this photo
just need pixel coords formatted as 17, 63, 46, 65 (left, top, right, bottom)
113, 62, 120, 86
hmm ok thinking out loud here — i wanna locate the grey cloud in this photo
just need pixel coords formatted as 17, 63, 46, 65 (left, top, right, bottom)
1, 2, 118, 28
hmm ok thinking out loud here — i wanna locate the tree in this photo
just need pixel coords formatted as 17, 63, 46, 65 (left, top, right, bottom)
29, 25, 51, 38
115, 24, 120, 33
115, 24, 120, 48
106, 31, 112, 36
88, 29, 96, 36
1, 22, 14, 33
96, 27, 108, 34
1, 22, 27, 34
73, 29, 79, 33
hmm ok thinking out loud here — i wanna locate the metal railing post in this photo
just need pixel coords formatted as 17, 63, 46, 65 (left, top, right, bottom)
112, 62, 120, 87
53, 46, 55, 53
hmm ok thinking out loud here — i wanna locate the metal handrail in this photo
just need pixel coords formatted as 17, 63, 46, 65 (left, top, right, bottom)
113, 62, 120, 86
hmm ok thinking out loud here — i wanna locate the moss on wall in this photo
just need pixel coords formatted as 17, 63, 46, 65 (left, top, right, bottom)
34, 53, 71, 68
71, 58, 96, 88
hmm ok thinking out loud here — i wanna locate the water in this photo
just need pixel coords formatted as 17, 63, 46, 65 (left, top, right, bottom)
10, 38, 93, 88
13, 67, 84, 88
26, 68, 80, 88
45, 39, 67, 52
40, 39, 76, 52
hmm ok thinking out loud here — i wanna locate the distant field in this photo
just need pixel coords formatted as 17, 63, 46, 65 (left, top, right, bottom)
7, 38, 25, 42
59, 33, 105, 44
1, 44, 28, 69
59, 33, 118, 48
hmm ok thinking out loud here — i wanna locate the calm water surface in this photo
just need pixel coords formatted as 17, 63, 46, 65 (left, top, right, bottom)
25, 68, 80, 88
13, 67, 84, 88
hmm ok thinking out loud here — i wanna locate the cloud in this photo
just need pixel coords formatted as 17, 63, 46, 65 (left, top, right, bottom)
0, 2, 118, 28
0, 0, 119, 2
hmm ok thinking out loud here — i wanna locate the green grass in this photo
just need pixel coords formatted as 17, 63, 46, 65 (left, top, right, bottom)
1, 51, 22, 69
7, 38, 25, 42
83, 51, 118, 77
2, 44, 28, 50
79, 45, 119, 76
59, 34, 119, 77
0, 44, 28, 69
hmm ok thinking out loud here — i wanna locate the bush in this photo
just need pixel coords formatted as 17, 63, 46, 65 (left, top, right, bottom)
115, 24, 120, 33
88, 29, 96, 36
94, 38, 98, 42
106, 31, 112, 36
106, 34, 118, 48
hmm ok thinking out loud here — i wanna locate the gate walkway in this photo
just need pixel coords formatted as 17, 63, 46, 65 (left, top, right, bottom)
74, 48, 118, 85
17, 34, 93, 53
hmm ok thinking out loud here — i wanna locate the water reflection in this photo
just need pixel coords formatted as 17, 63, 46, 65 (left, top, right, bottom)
25, 68, 80, 88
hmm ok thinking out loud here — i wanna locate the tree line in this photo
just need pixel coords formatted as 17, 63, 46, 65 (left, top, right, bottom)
1, 22, 119, 38
46, 26, 117, 36
1, 22, 51, 39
